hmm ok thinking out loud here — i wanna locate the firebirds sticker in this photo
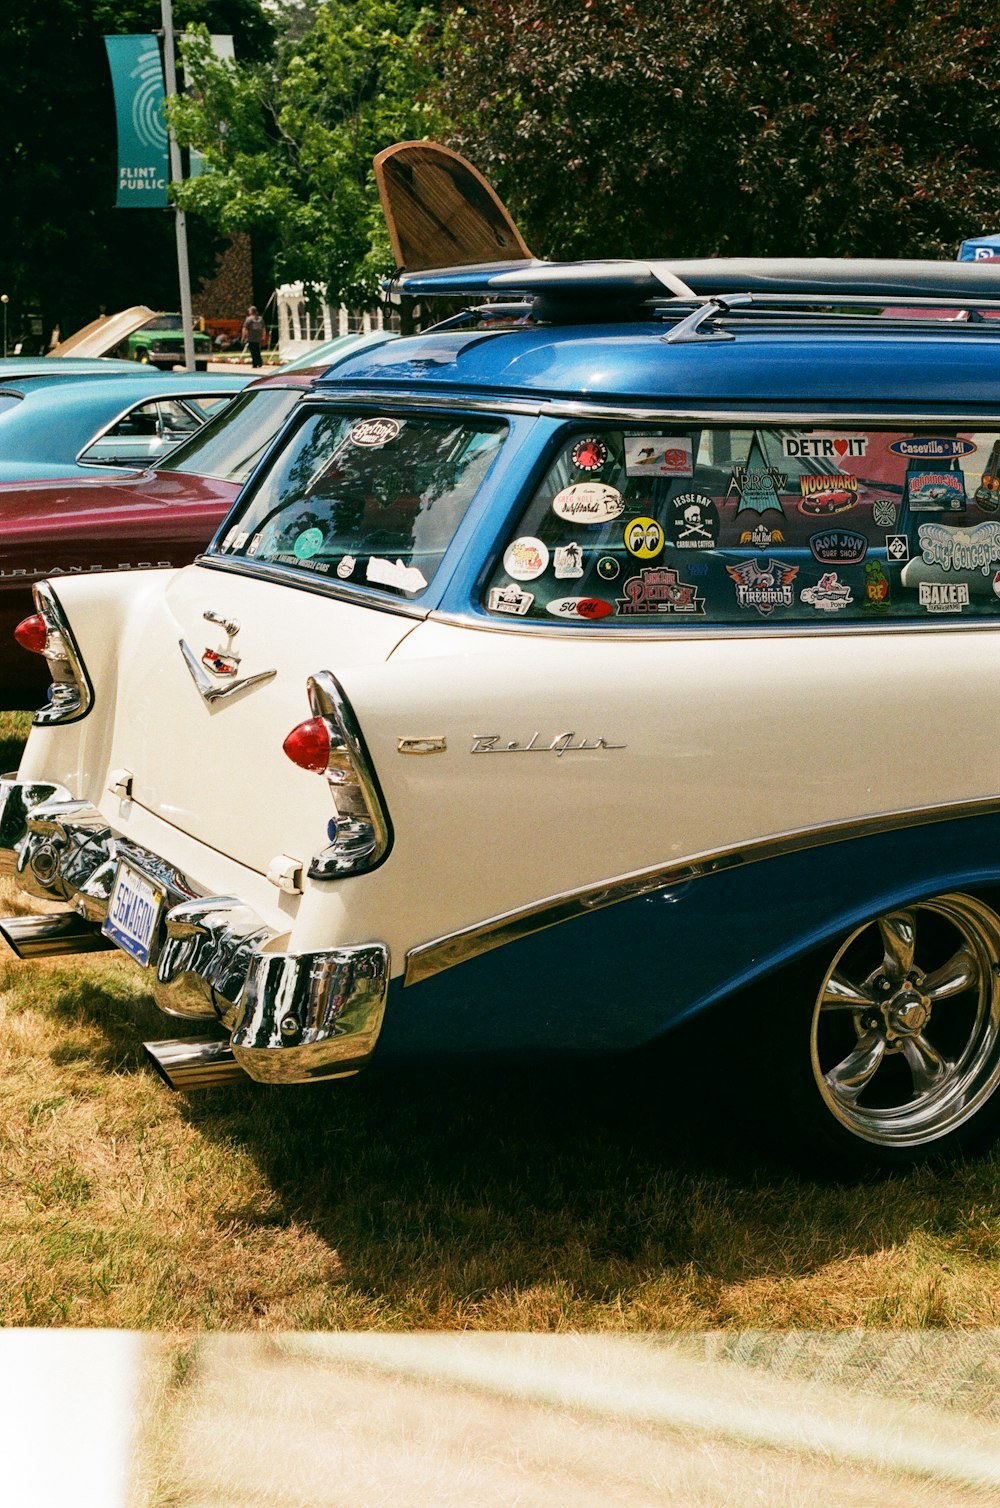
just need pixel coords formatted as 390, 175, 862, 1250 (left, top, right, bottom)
726, 558, 799, 614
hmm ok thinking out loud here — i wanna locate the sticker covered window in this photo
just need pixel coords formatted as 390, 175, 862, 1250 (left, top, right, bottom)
484, 426, 1000, 625
216, 411, 507, 597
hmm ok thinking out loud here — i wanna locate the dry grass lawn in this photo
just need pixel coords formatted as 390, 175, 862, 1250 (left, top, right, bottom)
2, 708, 1000, 1330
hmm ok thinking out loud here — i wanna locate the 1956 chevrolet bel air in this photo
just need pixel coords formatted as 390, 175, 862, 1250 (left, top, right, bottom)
6, 253, 1000, 1174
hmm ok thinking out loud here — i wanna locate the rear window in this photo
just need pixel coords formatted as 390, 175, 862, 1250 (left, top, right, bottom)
214, 410, 507, 598
159, 388, 303, 483
485, 425, 1000, 624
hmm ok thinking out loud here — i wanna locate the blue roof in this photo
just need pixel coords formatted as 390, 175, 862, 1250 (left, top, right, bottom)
316, 321, 1000, 408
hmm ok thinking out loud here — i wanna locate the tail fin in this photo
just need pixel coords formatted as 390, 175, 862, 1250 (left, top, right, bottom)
374, 140, 533, 271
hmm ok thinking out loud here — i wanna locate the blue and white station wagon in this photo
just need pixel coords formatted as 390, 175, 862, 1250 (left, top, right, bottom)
6, 254, 1000, 1174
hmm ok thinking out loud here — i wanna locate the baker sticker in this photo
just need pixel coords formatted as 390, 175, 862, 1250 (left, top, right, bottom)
553, 543, 584, 578
624, 516, 664, 558
571, 437, 609, 472
551, 482, 625, 524
503, 536, 550, 581
488, 584, 534, 615
624, 436, 694, 477
919, 581, 969, 613
667, 492, 719, 549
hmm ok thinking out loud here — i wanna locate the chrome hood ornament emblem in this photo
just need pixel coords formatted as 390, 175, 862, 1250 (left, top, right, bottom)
179, 611, 276, 703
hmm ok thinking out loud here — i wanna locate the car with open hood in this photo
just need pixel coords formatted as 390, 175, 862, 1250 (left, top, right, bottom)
7, 249, 1000, 1176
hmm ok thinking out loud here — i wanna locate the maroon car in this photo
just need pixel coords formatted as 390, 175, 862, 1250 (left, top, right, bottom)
0, 371, 318, 708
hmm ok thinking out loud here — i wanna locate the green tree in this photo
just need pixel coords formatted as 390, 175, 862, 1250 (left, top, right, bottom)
170, 1, 444, 310
435, 0, 1000, 261
0, 0, 274, 345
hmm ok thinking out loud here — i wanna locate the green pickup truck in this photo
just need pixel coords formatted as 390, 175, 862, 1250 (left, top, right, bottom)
116, 314, 213, 370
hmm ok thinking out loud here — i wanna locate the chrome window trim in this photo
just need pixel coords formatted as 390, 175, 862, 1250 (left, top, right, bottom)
403, 794, 1000, 986
74, 388, 242, 468
425, 611, 1000, 640
193, 553, 433, 618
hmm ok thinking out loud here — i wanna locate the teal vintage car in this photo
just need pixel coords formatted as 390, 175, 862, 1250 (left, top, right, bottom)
116, 314, 214, 371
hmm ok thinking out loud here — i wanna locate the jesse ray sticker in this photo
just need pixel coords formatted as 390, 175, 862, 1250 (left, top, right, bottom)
667, 492, 719, 549
503, 536, 550, 580
617, 565, 704, 615
624, 437, 694, 477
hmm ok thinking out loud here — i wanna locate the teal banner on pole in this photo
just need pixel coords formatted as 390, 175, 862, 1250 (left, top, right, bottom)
104, 35, 169, 208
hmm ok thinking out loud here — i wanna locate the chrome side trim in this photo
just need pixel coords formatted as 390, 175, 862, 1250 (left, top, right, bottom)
403, 794, 1000, 986
427, 609, 1000, 641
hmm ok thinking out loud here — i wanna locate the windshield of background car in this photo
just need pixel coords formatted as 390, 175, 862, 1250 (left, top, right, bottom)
214, 411, 507, 599
144, 315, 182, 332
157, 388, 304, 483
485, 425, 1000, 624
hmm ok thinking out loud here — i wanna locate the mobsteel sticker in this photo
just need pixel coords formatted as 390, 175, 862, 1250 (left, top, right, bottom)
798, 473, 859, 515
800, 572, 853, 612
667, 492, 719, 549
617, 565, 704, 615
488, 584, 534, 615
503, 536, 549, 580
348, 416, 402, 447
551, 482, 625, 524
809, 528, 868, 564
624, 436, 694, 477
725, 558, 798, 615
919, 581, 970, 612
908, 471, 966, 512
624, 516, 665, 558
918, 520, 1000, 574
546, 596, 614, 620
889, 437, 976, 459
571, 437, 609, 472
781, 433, 868, 459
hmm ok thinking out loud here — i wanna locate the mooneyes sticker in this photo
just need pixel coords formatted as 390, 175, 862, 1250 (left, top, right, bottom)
348, 417, 402, 447
908, 471, 966, 513
551, 483, 625, 524
667, 492, 718, 549
725, 558, 798, 615
798, 474, 859, 516
623, 437, 694, 477
624, 517, 664, 558
617, 565, 704, 615
488, 584, 534, 615
571, 438, 609, 472
553, 543, 584, 578
546, 597, 614, 620
504, 537, 549, 580
293, 527, 325, 560
800, 572, 853, 612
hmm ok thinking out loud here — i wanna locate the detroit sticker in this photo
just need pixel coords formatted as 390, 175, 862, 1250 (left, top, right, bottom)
617, 565, 704, 615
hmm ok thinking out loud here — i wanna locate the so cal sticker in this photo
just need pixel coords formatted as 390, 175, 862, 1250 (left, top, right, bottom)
504, 537, 550, 580
623, 436, 694, 477
546, 597, 614, 620
551, 483, 624, 524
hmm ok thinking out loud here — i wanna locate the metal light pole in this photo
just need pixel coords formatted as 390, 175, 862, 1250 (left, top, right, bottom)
1, 295, 8, 359
160, 0, 196, 371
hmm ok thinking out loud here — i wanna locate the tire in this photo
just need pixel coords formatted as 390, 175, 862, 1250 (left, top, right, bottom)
138, 352, 151, 364
778, 892, 1000, 1176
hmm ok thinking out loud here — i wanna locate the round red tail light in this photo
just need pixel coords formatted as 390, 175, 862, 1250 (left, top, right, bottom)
282, 717, 332, 773
14, 614, 48, 655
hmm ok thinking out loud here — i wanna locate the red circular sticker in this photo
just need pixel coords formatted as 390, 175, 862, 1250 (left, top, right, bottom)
572, 438, 609, 472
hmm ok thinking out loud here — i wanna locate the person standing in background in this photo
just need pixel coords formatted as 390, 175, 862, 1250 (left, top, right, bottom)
242, 305, 265, 368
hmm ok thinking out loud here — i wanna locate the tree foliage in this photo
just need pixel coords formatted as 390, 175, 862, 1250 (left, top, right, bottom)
436, 0, 1000, 261
0, 0, 273, 341
171, 2, 444, 308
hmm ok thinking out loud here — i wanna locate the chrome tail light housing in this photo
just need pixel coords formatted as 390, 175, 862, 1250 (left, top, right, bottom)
22, 582, 93, 726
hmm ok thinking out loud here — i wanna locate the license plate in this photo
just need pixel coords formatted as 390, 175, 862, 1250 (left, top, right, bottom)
102, 859, 164, 967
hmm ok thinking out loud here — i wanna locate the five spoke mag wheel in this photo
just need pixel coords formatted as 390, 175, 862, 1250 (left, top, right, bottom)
804, 893, 1000, 1171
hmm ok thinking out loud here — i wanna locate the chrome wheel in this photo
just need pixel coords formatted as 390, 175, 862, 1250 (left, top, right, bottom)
812, 894, 1000, 1150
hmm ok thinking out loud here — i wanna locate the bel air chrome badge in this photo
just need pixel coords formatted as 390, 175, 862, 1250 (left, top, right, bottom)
471, 732, 626, 756
179, 610, 277, 704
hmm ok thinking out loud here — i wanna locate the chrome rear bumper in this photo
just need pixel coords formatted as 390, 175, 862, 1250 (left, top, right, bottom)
0, 775, 388, 1085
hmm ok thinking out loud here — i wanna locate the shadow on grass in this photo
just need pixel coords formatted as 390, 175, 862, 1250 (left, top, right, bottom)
42, 969, 1000, 1313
